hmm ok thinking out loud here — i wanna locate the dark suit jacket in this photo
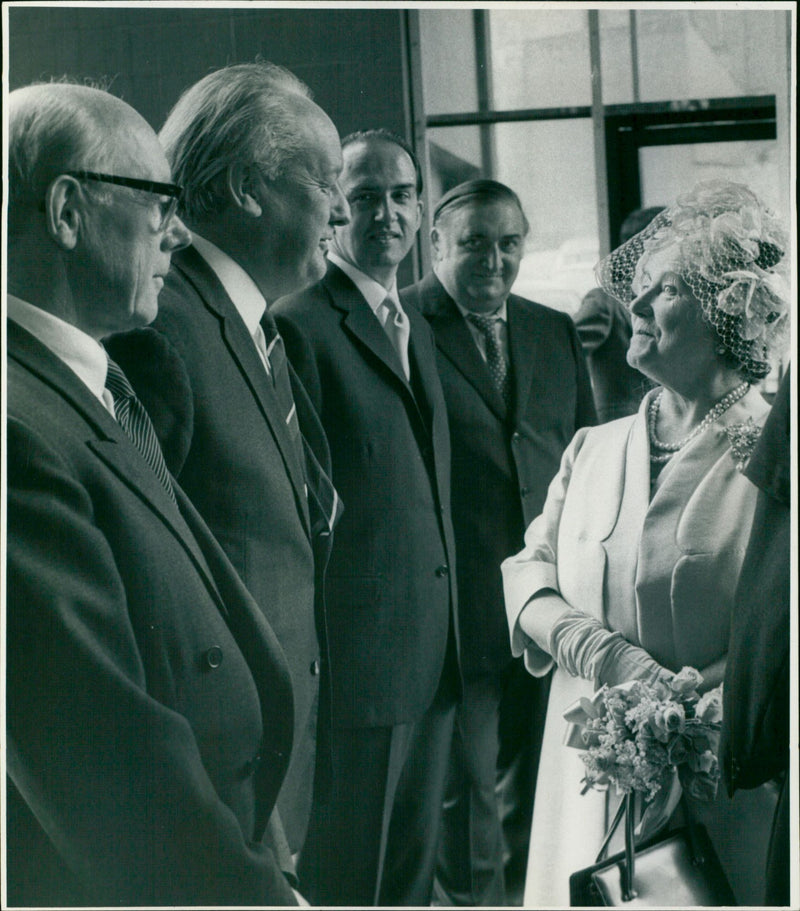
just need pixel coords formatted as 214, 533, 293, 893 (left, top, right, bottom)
107, 245, 334, 852
402, 273, 596, 679
273, 262, 460, 728
722, 367, 791, 793
573, 286, 653, 422
6, 319, 297, 906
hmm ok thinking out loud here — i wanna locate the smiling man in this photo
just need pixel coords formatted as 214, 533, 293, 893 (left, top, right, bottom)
274, 129, 462, 907
402, 179, 596, 906
106, 62, 348, 882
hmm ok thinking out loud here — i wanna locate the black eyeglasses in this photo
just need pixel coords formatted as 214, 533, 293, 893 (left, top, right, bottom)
65, 170, 184, 230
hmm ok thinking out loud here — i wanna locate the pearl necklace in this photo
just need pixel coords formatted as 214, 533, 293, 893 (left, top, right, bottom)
648, 382, 750, 463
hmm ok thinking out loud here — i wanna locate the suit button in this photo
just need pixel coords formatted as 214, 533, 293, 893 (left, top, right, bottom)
520, 486, 529, 497
310, 659, 321, 676
511, 432, 521, 444
435, 565, 449, 578
204, 646, 223, 669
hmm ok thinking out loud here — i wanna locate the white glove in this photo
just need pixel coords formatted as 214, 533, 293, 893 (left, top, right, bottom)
549, 609, 673, 688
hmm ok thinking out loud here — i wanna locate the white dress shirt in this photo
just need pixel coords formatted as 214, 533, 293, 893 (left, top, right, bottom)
327, 252, 410, 379
191, 233, 272, 375
8, 294, 115, 415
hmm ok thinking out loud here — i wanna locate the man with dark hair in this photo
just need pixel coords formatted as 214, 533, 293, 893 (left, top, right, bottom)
107, 61, 348, 870
573, 206, 663, 422
274, 129, 462, 906
402, 178, 596, 906
6, 80, 303, 906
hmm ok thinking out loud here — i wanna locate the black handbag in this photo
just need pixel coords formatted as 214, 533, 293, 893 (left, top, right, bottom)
569, 793, 736, 907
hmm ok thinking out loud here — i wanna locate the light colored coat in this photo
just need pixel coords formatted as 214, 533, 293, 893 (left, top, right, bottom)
503, 387, 775, 907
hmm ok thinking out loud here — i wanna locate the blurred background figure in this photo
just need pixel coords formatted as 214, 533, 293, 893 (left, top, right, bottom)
722, 366, 791, 907
573, 206, 663, 422
503, 179, 790, 906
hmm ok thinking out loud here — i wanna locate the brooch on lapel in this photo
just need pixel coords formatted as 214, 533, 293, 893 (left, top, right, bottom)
723, 418, 763, 471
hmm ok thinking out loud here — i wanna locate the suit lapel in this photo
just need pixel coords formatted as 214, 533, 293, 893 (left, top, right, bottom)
412, 275, 508, 421
8, 321, 229, 615
508, 295, 544, 420
173, 248, 311, 536
324, 263, 412, 389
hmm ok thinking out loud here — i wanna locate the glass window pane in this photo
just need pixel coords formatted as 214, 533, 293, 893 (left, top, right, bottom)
426, 126, 483, 206
639, 140, 784, 220
418, 10, 478, 115
599, 9, 634, 105
425, 120, 598, 316
488, 9, 591, 109
495, 120, 598, 315
635, 10, 788, 102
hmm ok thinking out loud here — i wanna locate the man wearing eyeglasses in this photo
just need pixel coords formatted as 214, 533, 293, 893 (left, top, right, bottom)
6, 81, 305, 905
106, 62, 348, 879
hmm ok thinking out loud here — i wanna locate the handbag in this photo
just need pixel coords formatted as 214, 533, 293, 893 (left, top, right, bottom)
568, 792, 736, 907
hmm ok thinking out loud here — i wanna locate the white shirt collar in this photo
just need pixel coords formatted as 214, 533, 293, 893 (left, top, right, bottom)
7, 294, 109, 405
327, 251, 402, 317
453, 299, 508, 323
191, 232, 268, 336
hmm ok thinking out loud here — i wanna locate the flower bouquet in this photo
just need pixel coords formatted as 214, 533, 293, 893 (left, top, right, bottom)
564, 667, 731, 905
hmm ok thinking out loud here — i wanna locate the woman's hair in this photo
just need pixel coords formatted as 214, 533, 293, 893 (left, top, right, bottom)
596, 180, 790, 381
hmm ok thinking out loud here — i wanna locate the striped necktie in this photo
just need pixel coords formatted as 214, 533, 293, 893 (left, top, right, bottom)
467, 311, 511, 408
260, 313, 341, 536
260, 312, 305, 472
104, 356, 177, 503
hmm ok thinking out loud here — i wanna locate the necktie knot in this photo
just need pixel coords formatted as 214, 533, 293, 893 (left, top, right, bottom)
379, 295, 411, 380
467, 311, 500, 335
104, 356, 137, 402
466, 311, 511, 408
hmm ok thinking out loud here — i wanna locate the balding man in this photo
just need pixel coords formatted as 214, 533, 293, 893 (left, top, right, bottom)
6, 82, 303, 906
107, 62, 347, 866
402, 179, 596, 905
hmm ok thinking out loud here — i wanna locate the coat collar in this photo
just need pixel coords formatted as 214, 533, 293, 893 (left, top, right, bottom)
323, 262, 409, 386
8, 318, 230, 616
323, 262, 439, 431
403, 272, 509, 420
171, 247, 312, 536
506, 295, 555, 419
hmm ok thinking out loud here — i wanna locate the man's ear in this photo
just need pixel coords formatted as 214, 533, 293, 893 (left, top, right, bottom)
45, 175, 84, 251
430, 225, 441, 261
413, 197, 424, 232
227, 162, 263, 218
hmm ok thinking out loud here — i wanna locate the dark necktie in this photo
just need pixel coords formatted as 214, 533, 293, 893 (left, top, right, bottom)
104, 356, 177, 503
467, 312, 511, 407
260, 311, 305, 472
260, 312, 341, 536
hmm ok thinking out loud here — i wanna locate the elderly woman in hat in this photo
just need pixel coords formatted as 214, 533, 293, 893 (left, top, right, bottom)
502, 180, 790, 906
